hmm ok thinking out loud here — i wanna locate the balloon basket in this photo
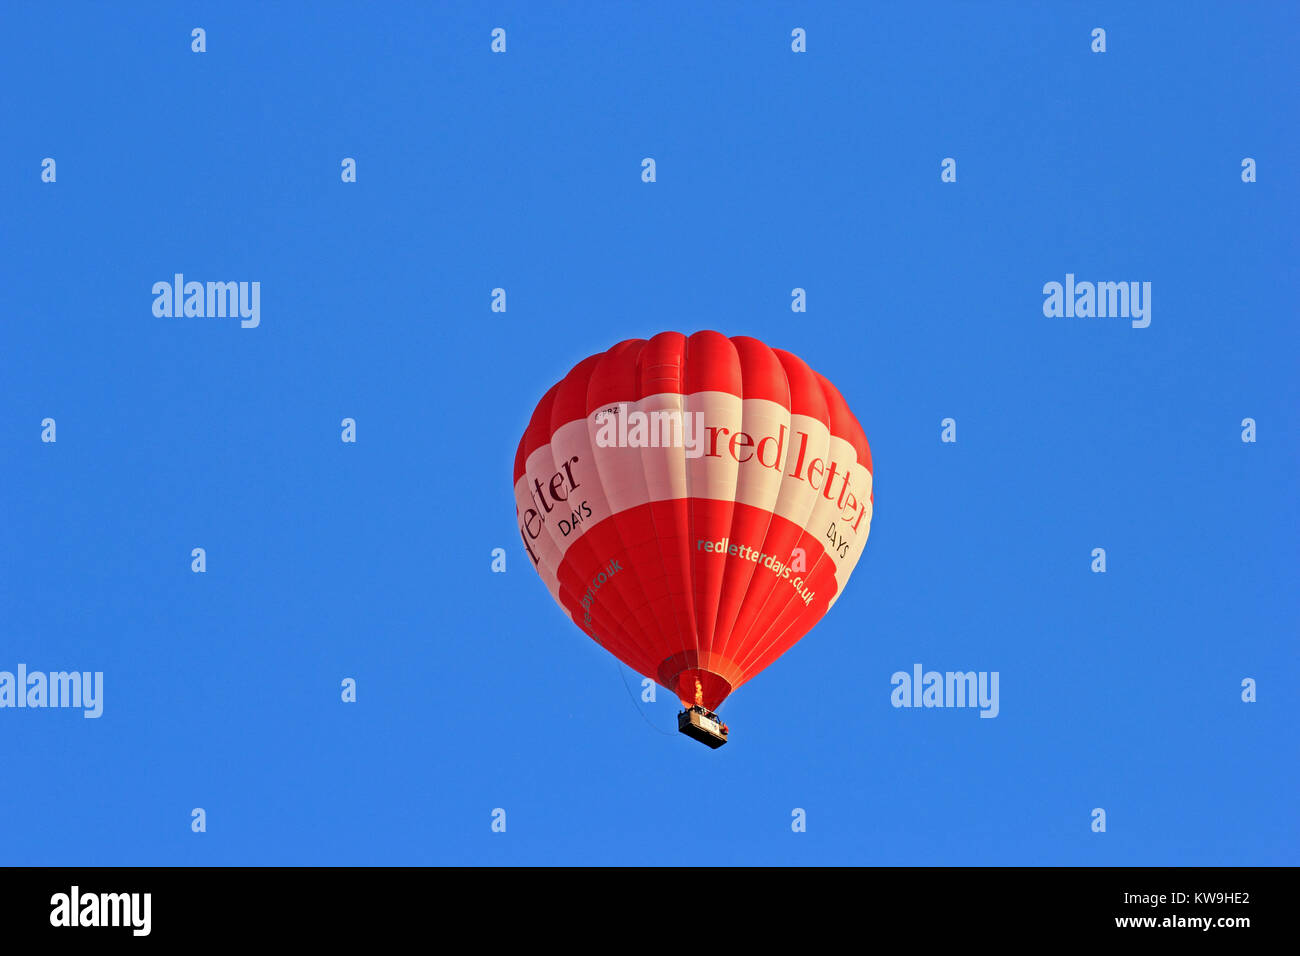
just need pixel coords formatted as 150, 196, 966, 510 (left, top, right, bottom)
677, 706, 729, 749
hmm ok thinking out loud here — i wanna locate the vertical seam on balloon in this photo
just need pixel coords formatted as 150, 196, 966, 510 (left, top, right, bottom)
538, 417, 649, 674
634, 335, 691, 688
582, 342, 669, 682
712, 339, 781, 680
682, 332, 703, 688
733, 374, 855, 678
720, 358, 822, 681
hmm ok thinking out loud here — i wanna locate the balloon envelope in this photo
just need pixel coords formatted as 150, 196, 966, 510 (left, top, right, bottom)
514, 331, 873, 710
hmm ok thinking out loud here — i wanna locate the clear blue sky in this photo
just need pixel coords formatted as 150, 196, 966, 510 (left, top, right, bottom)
2, 1, 1296, 866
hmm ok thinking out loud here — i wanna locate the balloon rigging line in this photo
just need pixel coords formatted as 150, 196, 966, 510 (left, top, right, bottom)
616, 661, 676, 736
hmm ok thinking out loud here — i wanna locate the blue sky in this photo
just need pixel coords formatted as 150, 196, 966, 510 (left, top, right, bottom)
2, 1, 1296, 865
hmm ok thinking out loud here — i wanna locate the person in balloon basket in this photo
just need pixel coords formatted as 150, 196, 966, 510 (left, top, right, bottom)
694, 704, 728, 736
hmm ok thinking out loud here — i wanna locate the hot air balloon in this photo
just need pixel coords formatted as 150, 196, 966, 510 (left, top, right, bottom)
513, 331, 873, 747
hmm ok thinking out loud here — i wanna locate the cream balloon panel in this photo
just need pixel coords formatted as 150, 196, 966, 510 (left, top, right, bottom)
513, 462, 567, 615
516, 389, 872, 613
809, 433, 873, 603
